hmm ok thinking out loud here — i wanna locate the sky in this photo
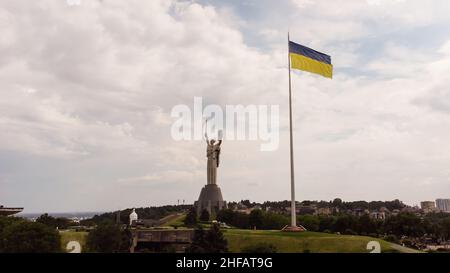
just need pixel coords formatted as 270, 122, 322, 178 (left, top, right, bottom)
1, 0, 450, 213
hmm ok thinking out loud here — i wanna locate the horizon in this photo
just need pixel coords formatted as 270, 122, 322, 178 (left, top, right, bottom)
14, 197, 433, 215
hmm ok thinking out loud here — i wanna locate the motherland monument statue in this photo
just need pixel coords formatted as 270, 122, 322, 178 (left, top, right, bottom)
194, 119, 226, 216
205, 130, 222, 185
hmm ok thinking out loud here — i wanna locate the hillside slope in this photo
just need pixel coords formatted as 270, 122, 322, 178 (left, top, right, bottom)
223, 229, 420, 253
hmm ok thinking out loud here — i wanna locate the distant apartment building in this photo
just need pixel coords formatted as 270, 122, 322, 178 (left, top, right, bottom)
370, 211, 386, 220
436, 199, 450, 212
420, 201, 436, 213
315, 207, 332, 216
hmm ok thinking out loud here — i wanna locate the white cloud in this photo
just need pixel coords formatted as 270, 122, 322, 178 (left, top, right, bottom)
1, 0, 450, 212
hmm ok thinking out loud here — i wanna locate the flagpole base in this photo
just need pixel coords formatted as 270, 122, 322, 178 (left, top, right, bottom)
281, 225, 307, 232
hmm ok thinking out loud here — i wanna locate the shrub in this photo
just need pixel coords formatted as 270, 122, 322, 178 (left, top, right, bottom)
184, 208, 198, 227
200, 209, 210, 222
385, 235, 398, 243
1, 221, 60, 253
86, 224, 130, 253
344, 229, 356, 235
186, 224, 228, 253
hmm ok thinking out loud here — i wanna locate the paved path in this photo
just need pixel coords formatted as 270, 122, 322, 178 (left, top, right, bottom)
389, 243, 422, 253
157, 213, 184, 226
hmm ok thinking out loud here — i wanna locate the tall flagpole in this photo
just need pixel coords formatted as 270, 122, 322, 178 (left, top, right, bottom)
287, 32, 296, 227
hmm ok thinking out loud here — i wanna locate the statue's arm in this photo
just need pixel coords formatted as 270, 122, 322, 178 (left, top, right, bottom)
217, 140, 222, 146
204, 132, 209, 144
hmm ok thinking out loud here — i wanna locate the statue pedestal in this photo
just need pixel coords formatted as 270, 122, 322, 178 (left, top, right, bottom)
195, 184, 226, 216
281, 225, 307, 232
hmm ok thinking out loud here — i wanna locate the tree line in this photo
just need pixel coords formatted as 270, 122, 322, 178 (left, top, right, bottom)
256, 198, 406, 211
0, 215, 131, 253
0, 216, 60, 253
213, 208, 450, 243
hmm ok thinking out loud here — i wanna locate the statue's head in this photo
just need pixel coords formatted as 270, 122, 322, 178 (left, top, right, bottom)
210, 139, 216, 145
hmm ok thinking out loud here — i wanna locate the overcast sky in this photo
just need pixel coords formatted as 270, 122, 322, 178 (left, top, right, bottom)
1, 0, 450, 213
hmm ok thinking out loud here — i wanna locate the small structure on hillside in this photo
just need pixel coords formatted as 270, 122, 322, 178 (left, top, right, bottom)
129, 208, 138, 226
0, 205, 23, 216
130, 229, 194, 253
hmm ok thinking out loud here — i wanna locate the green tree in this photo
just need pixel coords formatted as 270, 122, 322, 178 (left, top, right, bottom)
262, 212, 289, 230
298, 215, 320, 231
184, 208, 198, 227
0, 216, 23, 233
86, 224, 129, 253
1, 221, 60, 253
200, 209, 210, 222
186, 224, 228, 253
332, 198, 343, 208
216, 209, 235, 225
35, 213, 56, 227
36, 213, 73, 229
383, 212, 425, 237
318, 216, 335, 231
357, 214, 378, 234
186, 226, 208, 253
440, 218, 450, 240
204, 223, 228, 253
233, 212, 250, 229
249, 209, 263, 229
0, 217, 26, 251
333, 215, 357, 233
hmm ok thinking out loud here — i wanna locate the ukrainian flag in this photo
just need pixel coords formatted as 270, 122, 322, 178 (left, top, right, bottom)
289, 41, 332, 79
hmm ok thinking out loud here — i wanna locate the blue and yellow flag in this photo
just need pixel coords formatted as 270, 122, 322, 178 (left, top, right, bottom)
289, 41, 332, 78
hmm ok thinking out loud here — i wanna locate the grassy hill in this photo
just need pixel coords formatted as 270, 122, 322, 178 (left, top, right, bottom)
59, 228, 419, 253
223, 229, 418, 253
60, 230, 88, 252
159, 213, 186, 227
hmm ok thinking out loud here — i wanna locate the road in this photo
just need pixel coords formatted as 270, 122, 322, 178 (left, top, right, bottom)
389, 243, 422, 253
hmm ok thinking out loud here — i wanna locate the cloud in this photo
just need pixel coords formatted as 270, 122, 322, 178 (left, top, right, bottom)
1, 0, 450, 212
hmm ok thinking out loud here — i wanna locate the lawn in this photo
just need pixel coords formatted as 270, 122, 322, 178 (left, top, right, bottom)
161, 213, 186, 227
58, 227, 419, 253
59, 230, 88, 253
223, 229, 409, 253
